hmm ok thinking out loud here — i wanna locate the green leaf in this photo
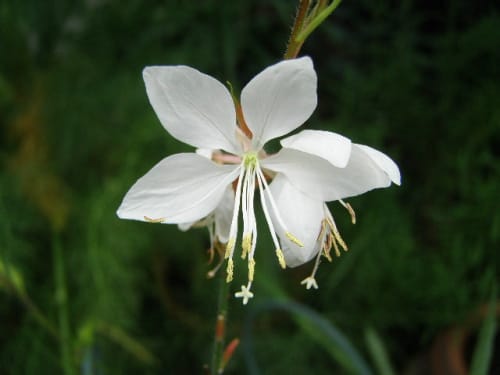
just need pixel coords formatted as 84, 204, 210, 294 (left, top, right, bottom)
244, 300, 373, 375
469, 288, 498, 375
364, 327, 396, 375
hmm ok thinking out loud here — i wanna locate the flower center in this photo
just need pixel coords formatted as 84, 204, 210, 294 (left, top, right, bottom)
224, 152, 304, 304
243, 152, 258, 168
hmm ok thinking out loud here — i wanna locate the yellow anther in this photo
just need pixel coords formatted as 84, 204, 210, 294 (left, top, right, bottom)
327, 219, 348, 252
248, 258, 256, 282
332, 235, 341, 257
225, 238, 235, 259
332, 228, 348, 252
322, 242, 333, 262
275, 248, 287, 269
226, 258, 234, 283
316, 220, 328, 242
241, 234, 252, 259
340, 200, 356, 224
144, 216, 166, 223
285, 232, 304, 247
345, 202, 356, 224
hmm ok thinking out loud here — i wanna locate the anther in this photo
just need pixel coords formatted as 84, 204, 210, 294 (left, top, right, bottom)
285, 232, 304, 247
225, 238, 235, 259
144, 216, 166, 223
275, 249, 287, 269
226, 258, 234, 283
340, 200, 356, 224
248, 258, 256, 282
241, 234, 252, 259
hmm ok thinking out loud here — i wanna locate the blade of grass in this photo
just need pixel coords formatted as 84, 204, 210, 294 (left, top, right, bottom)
364, 327, 396, 375
243, 300, 373, 375
469, 287, 498, 375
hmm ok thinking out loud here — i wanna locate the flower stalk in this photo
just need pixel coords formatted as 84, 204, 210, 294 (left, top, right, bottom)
284, 0, 343, 59
210, 249, 231, 374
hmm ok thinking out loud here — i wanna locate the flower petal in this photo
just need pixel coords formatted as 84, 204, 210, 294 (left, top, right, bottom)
241, 57, 317, 149
213, 186, 235, 243
261, 145, 399, 202
267, 174, 324, 267
143, 66, 241, 154
355, 144, 401, 185
280, 130, 352, 168
117, 153, 240, 224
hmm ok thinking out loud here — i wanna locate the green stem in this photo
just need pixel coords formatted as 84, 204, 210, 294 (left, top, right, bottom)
210, 265, 230, 374
284, 0, 311, 59
296, 0, 342, 42
52, 233, 75, 375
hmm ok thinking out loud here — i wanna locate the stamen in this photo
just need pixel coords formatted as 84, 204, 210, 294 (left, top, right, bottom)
329, 220, 348, 252
241, 234, 251, 259
144, 216, 166, 223
332, 234, 341, 257
256, 169, 285, 256
225, 166, 245, 259
285, 232, 304, 247
225, 238, 236, 259
207, 255, 225, 279
340, 200, 356, 224
275, 249, 287, 269
248, 258, 256, 281
322, 240, 333, 262
226, 258, 234, 283
256, 168, 303, 247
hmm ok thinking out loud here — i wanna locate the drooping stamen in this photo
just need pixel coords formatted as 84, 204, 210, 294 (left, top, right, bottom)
226, 258, 234, 283
241, 234, 251, 260
275, 249, 287, 269
225, 166, 245, 259
340, 199, 356, 224
144, 216, 166, 223
256, 167, 303, 247
255, 169, 285, 256
325, 205, 348, 252
248, 258, 256, 282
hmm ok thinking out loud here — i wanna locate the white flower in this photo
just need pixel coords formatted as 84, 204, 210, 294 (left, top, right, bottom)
117, 56, 400, 303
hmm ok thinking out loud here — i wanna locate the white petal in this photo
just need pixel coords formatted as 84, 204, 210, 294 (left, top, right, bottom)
267, 175, 324, 267
280, 130, 352, 168
178, 222, 193, 231
355, 144, 401, 185
117, 153, 240, 224
143, 66, 241, 154
241, 57, 317, 149
261, 146, 398, 202
213, 186, 235, 243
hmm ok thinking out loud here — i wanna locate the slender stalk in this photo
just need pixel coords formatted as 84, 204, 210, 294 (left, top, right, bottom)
284, 0, 311, 59
52, 233, 75, 375
296, 0, 342, 42
210, 260, 230, 374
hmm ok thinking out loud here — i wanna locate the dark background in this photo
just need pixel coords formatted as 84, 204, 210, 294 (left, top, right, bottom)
0, 0, 498, 374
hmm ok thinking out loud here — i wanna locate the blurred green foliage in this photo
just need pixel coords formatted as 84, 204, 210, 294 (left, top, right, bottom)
0, 0, 498, 374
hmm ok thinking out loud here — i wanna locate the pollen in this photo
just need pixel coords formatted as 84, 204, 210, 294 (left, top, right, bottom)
241, 234, 252, 259
243, 152, 258, 168
285, 231, 304, 247
275, 248, 287, 269
225, 238, 236, 259
248, 258, 256, 281
144, 216, 166, 223
226, 258, 234, 283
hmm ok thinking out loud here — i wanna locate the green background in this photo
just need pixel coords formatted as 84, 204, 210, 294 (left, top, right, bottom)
0, 0, 498, 374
